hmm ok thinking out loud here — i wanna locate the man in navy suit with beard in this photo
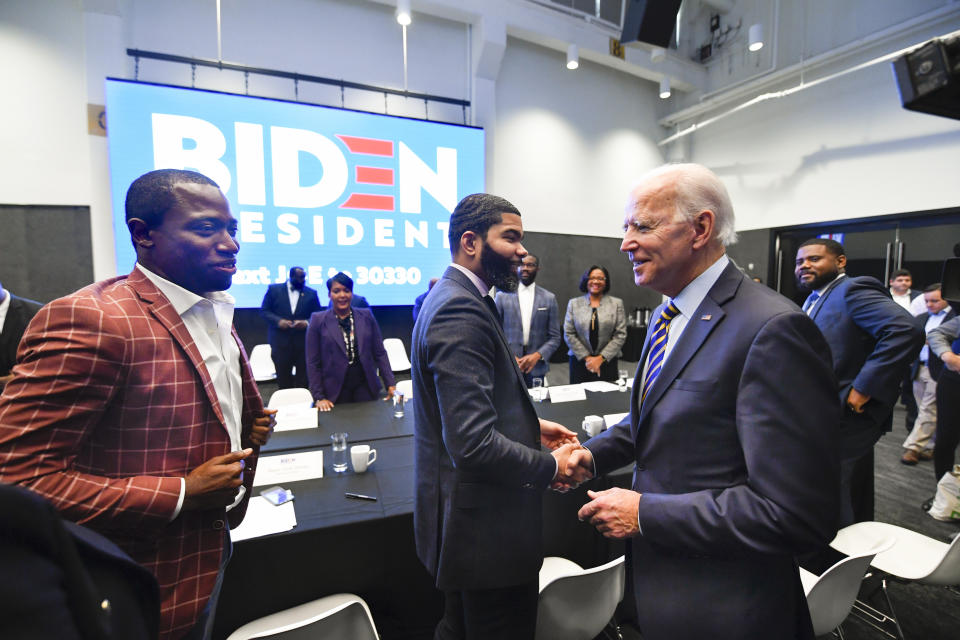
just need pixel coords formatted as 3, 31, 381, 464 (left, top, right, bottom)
261, 266, 322, 389
794, 238, 923, 525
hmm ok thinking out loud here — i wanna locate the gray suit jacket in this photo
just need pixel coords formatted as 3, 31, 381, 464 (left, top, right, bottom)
584, 263, 839, 639
564, 294, 627, 361
412, 266, 556, 590
494, 285, 562, 379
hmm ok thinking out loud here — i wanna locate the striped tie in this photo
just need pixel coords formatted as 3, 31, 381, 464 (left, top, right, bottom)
641, 301, 681, 404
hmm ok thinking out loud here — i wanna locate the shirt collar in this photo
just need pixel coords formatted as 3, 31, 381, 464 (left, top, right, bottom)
136, 263, 235, 316
450, 263, 492, 298
671, 254, 729, 320
518, 282, 535, 295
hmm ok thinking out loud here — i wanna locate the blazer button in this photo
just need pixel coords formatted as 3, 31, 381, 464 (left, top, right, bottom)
213, 519, 225, 530
636, 464, 646, 471
522, 482, 534, 489
100, 599, 111, 613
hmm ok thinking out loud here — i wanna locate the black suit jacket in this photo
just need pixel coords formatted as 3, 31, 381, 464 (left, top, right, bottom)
0, 483, 159, 640
260, 283, 322, 351
809, 275, 924, 429
1, 294, 43, 376
412, 266, 556, 591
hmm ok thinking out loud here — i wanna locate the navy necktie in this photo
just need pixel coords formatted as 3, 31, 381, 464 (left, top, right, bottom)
802, 291, 820, 315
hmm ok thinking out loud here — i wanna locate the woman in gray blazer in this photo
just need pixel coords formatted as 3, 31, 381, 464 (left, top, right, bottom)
564, 265, 627, 383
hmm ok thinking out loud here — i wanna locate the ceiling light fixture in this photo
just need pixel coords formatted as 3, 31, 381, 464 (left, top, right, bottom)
566, 44, 579, 70
396, 0, 411, 26
748, 23, 763, 52
659, 77, 671, 99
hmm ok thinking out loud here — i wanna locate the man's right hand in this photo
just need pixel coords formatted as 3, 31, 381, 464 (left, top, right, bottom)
183, 448, 252, 511
943, 352, 960, 373
277, 319, 294, 330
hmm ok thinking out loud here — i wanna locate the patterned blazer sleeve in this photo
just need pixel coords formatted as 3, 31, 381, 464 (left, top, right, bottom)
0, 297, 182, 529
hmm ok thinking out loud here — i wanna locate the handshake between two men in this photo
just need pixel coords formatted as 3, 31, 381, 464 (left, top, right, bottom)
540, 419, 641, 540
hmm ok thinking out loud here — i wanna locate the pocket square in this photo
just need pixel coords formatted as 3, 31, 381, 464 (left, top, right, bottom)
537, 307, 548, 311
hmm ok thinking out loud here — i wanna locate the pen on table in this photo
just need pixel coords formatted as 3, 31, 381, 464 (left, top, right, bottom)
345, 492, 378, 501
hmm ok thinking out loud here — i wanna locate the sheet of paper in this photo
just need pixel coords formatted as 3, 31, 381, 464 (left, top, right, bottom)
603, 412, 629, 428
230, 496, 297, 542
253, 450, 324, 487
274, 405, 319, 432
547, 384, 588, 403
580, 381, 621, 392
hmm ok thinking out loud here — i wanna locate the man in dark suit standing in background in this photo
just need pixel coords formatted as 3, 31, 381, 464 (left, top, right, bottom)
261, 266, 322, 389
795, 238, 924, 525
0, 280, 43, 390
495, 253, 562, 387
568, 164, 840, 639
412, 193, 581, 639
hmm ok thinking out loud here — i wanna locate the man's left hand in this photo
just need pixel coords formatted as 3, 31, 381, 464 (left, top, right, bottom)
384, 386, 396, 400
516, 353, 541, 373
250, 409, 276, 446
847, 387, 871, 413
540, 418, 578, 450
293, 320, 308, 330
584, 355, 604, 375
578, 487, 642, 539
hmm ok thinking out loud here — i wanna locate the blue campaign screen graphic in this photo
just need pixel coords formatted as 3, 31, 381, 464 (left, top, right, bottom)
105, 79, 484, 307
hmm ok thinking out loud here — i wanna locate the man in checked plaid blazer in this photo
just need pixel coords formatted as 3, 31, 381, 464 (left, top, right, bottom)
0, 169, 274, 640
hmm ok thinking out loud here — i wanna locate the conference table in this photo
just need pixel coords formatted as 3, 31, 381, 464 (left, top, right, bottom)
213, 387, 636, 640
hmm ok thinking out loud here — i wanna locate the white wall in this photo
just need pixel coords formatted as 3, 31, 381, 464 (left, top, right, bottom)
679, 10, 960, 231
493, 37, 664, 237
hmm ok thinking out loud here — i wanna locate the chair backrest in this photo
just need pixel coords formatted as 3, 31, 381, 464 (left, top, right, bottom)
226, 593, 378, 640
535, 556, 625, 640
267, 388, 314, 409
249, 344, 276, 382
383, 338, 411, 372
803, 552, 878, 636
925, 530, 960, 585
395, 379, 413, 400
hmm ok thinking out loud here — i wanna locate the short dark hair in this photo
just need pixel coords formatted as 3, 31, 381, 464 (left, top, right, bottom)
924, 282, 942, 293
447, 193, 520, 257
125, 169, 219, 231
579, 265, 611, 293
890, 268, 912, 280
799, 237, 845, 258
524, 253, 540, 266
326, 271, 354, 293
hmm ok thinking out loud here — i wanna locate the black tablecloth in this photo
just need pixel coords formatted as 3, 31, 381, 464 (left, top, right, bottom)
214, 391, 635, 639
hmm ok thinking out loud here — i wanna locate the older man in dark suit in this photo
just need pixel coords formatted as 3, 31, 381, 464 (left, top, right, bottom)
0, 281, 43, 390
795, 238, 924, 525
261, 266, 322, 389
494, 253, 562, 387
567, 164, 840, 639
412, 193, 580, 639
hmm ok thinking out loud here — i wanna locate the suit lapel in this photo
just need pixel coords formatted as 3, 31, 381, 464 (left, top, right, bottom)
636, 264, 739, 428
324, 312, 348, 356
127, 270, 227, 428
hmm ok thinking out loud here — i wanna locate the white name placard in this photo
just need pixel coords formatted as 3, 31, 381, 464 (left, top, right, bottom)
546, 384, 588, 403
253, 450, 324, 487
274, 405, 319, 432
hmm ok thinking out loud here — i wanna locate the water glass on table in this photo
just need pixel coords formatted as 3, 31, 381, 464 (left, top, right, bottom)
331, 432, 349, 472
617, 369, 629, 392
531, 377, 544, 402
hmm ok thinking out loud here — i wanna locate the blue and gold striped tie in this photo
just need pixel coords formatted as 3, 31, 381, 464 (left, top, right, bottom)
641, 301, 681, 404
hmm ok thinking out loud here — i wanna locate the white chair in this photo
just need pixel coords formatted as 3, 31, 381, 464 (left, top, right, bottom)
535, 555, 625, 640
249, 344, 276, 382
830, 522, 960, 639
799, 539, 891, 638
267, 387, 314, 409
383, 338, 411, 373
226, 593, 379, 640
395, 379, 413, 400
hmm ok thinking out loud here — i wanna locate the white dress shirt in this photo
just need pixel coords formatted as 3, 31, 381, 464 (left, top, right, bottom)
287, 282, 301, 314
0, 291, 10, 335
640, 255, 730, 385
517, 282, 536, 346
137, 264, 244, 517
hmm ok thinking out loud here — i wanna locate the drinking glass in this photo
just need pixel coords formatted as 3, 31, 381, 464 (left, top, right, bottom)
531, 378, 544, 403
617, 369, 629, 392
331, 432, 349, 472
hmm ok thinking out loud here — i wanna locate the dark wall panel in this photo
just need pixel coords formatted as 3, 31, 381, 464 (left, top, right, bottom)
0, 205, 94, 303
